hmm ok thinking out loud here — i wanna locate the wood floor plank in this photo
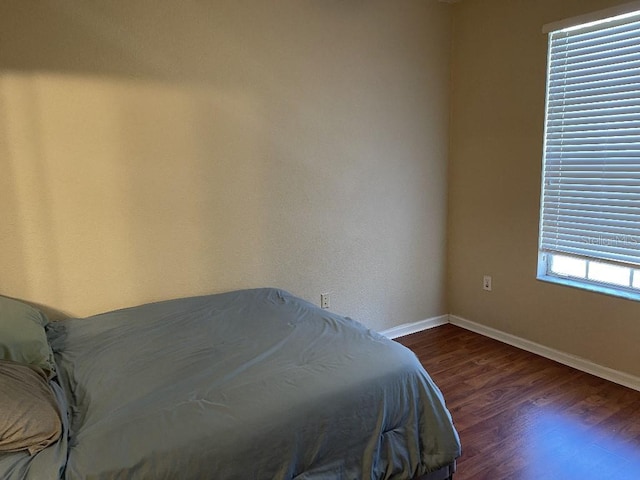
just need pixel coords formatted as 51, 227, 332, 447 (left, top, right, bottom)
396, 324, 640, 480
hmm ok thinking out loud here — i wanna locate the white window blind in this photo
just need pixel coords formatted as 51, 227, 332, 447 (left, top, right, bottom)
540, 11, 640, 268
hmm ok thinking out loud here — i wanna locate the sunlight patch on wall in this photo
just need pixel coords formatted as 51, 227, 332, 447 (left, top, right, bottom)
1, 73, 268, 315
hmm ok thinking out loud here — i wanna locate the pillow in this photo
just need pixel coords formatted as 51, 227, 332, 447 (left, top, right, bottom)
0, 296, 56, 376
0, 360, 62, 455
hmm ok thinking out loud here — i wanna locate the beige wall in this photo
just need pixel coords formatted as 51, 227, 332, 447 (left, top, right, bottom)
0, 1, 452, 330
448, 0, 640, 377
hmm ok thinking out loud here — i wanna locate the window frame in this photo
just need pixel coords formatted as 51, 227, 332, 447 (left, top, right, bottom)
537, 5, 640, 302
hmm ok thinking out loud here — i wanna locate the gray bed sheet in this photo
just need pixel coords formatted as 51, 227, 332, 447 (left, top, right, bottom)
12, 288, 460, 479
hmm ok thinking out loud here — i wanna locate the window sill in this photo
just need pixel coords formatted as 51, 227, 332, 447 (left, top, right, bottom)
536, 274, 640, 303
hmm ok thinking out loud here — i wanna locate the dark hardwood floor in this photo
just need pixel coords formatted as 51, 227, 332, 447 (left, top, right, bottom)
397, 324, 640, 480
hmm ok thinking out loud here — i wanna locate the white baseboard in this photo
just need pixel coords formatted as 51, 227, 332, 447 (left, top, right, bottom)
449, 315, 640, 393
380, 315, 449, 339
379, 313, 640, 392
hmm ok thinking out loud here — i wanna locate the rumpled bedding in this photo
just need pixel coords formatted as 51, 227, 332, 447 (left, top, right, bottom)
2, 288, 460, 479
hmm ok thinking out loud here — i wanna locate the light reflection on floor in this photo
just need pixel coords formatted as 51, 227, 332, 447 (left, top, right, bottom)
523, 407, 640, 480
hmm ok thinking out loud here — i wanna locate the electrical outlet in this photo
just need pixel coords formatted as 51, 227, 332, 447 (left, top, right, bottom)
320, 293, 330, 309
483, 275, 492, 291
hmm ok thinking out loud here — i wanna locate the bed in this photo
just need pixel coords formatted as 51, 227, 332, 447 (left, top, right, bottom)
0, 288, 460, 479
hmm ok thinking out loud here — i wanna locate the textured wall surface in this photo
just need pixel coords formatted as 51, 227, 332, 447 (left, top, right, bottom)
0, 1, 451, 329
448, 0, 640, 377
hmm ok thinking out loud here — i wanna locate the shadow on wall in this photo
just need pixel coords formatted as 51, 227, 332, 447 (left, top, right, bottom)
0, 1, 301, 315
0, 0, 451, 325
1, 0, 291, 315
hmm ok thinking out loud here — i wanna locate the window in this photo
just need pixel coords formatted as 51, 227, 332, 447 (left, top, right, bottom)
538, 8, 640, 300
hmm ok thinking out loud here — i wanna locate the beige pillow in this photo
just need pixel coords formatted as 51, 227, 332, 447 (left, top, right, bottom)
0, 360, 62, 455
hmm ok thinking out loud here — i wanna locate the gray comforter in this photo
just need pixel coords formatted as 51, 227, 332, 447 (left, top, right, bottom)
2, 288, 460, 479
